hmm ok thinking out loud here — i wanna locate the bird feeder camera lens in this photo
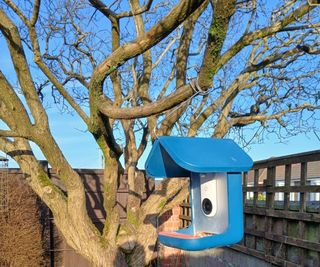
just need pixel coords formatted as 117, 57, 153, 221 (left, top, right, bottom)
202, 198, 213, 215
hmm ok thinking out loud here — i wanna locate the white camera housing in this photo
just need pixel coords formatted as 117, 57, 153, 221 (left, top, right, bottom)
191, 172, 229, 234
200, 174, 217, 217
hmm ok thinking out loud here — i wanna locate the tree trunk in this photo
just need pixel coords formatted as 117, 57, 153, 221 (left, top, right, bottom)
129, 216, 159, 267
87, 248, 127, 267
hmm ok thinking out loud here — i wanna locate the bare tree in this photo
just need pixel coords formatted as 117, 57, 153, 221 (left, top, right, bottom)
0, 0, 319, 266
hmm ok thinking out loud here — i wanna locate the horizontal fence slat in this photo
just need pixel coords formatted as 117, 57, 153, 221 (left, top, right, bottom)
243, 185, 320, 193
243, 229, 320, 252
179, 215, 191, 221
253, 150, 320, 169
180, 202, 190, 208
244, 207, 320, 222
265, 233, 320, 252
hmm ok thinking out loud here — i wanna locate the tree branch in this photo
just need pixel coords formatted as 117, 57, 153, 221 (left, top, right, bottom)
88, 0, 117, 20
3, 0, 28, 24
0, 9, 48, 128
0, 71, 33, 133
230, 104, 319, 127
98, 83, 194, 119
0, 137, 67, 213
214, 3, 314, 79
157, 3, 206, 135
30, 0, 41, 26
117, 0, 153, 19
90, 0, 206, 87
0, 130, 28, 138
197, 0, 236, 89
2, 1, 91, 126
28, 31, 90, 125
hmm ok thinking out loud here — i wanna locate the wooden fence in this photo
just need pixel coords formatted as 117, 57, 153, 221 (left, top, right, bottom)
179, 150, 320, 266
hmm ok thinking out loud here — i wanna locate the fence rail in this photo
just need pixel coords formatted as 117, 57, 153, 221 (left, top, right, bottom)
180, 150, 320, 266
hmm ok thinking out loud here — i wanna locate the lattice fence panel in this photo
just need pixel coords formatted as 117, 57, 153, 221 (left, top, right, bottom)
180, 151, 320, 267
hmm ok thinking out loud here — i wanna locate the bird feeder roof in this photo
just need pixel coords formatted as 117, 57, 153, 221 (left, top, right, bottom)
145, 136, 253, 178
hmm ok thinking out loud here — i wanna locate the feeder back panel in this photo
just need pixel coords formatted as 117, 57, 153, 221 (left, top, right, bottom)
191, 172, 228, 235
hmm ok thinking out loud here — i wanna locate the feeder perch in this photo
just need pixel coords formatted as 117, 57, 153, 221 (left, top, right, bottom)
145, 136, 253, 251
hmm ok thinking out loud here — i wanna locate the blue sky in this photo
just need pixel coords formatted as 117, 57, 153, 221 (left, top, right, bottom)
17, 107, 320, 169
1, 2, 320, 169
3, 101, 320, 169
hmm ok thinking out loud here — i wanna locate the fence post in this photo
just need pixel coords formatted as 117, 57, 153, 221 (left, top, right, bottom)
39, 160, 55, 267
265, 166, 275, 260
299, 162, 308, 265
0, 157, 8, 214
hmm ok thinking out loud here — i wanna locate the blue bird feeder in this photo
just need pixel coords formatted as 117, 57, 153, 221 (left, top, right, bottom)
145, 136, 253, 251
